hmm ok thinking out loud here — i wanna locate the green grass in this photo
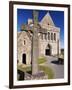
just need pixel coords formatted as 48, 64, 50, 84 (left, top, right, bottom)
38, 57, 46, 64
17, 56, 54, 79
17, 65, 31, 80
17, 65, 31, 72
39, 65, 54, 79
18, 65, 54, 79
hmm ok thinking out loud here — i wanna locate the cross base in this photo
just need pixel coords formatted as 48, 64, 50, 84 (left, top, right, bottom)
24, 71, 48, 80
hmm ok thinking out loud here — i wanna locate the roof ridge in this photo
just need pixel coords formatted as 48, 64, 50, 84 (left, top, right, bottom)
40, 12, 55, 26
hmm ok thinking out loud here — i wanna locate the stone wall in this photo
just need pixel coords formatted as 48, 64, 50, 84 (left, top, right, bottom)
17, 31, 31, 65
39, 28, 61, 56
17, 26, 61, 65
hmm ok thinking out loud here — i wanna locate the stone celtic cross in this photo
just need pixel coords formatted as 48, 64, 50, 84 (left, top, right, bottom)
31, 10, 39, 75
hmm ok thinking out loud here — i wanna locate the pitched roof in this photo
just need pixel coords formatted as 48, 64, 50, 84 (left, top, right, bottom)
17, 31, 32, 41
40, 12, 55, 27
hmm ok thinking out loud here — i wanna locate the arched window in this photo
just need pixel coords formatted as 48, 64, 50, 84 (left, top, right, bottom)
51, 33, 53, 40
54, 33, 56, 41
48, 32, 50, 40
24, 40, 26, 45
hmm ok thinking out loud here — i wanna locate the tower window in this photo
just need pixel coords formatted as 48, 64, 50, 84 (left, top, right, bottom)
51, 33, 53, 40
48, 23, 49, 25
54, 33, 56, 41
24, 40, 25, 45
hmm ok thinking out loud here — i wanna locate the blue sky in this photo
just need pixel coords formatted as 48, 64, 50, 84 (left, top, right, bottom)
17, 9, 64, 49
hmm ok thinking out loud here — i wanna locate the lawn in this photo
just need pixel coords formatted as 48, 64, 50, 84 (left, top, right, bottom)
17, 56, 54, 79
38, 56, 46, 64
18, 64, 54, 79
39, 65, 54, 79
17, 65, 31, 72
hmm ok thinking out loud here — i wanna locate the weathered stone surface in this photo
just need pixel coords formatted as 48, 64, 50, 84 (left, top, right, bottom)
31, 10, 39, 75
24, 71, 48, 80
17, 31, 31, 65
31, 27, 39, 75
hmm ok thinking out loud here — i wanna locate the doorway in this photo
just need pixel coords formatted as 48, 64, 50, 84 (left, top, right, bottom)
45, 49, 51, 55
22, 54, 26, 64
45, 44, 51, 55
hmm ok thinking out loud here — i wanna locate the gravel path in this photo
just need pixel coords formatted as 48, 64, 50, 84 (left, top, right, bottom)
44, 56, 64, 79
